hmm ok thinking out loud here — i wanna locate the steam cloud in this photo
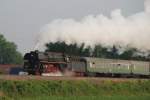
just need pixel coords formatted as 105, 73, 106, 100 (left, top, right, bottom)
35, 0, 150, 51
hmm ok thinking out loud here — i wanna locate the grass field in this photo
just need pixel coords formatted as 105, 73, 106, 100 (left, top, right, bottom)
0, 77, 150, 100
1, 95, 149, 100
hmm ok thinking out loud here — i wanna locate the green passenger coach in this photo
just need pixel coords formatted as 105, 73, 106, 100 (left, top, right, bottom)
84, 57, 150, 77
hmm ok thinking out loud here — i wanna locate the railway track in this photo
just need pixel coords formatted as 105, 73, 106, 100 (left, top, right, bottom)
0, 75, 148, 81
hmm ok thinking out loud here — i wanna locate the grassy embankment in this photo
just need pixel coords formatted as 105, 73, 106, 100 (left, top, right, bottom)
0, 78, 150, 100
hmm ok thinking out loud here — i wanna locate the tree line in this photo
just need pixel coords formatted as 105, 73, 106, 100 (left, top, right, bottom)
0, 34, 23, 64
45, 41, 150, 61
1, 32, 149, 64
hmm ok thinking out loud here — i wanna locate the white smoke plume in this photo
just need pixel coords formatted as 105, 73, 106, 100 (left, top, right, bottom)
35, 0, 150, 51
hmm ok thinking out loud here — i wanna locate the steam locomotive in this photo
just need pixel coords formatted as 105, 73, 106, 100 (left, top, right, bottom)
23, 51, 85, 76
23, 51, 150, 77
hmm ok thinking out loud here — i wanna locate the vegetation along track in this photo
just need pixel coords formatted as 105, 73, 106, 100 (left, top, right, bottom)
0, 75, 150, 100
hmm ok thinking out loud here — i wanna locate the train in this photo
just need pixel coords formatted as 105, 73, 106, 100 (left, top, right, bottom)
23, 50, 150, 78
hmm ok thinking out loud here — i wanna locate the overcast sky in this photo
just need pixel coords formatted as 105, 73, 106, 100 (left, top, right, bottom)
0, 0, 144, 54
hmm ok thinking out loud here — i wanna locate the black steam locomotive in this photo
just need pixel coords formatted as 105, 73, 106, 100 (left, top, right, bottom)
23, 51, 86, 76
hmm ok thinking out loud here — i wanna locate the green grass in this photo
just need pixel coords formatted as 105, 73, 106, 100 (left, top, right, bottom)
0, 79, 150, 100
1, 95, 150, 100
